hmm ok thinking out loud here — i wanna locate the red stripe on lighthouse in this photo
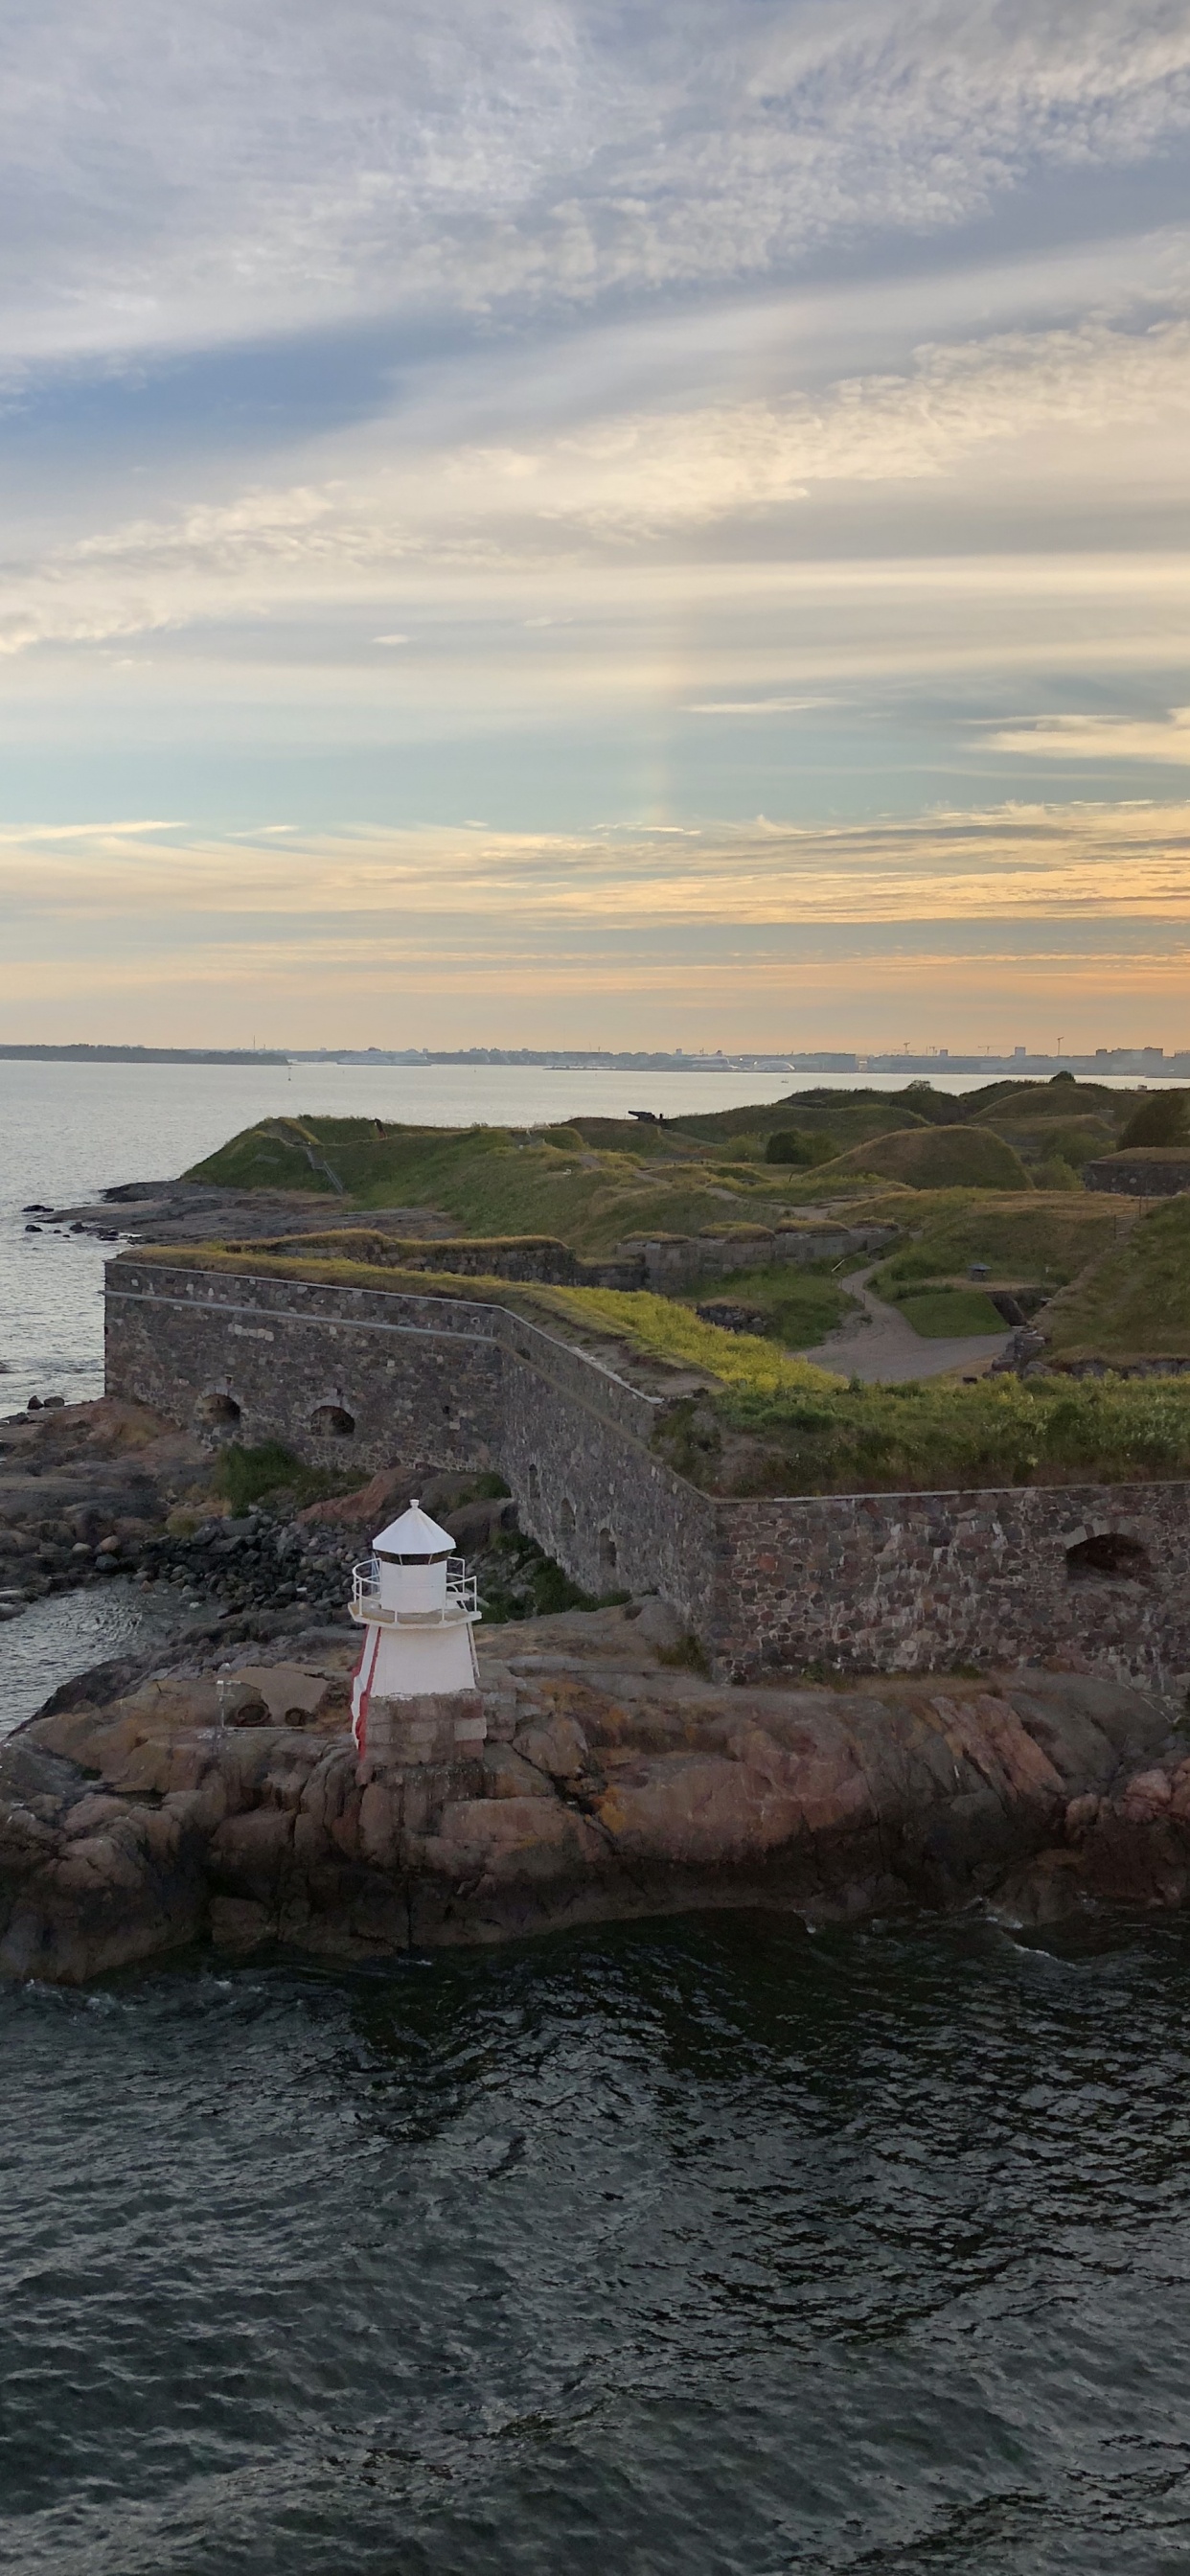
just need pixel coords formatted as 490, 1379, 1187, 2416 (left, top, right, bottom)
352, 1625, 380, 1758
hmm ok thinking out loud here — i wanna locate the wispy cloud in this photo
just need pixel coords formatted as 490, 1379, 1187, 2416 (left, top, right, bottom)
3, 2, 1189, 363
991, 707, 1190, 762
4, 800, 1190, 1045
1, 312, 1188, 671
686, 698, 837, 715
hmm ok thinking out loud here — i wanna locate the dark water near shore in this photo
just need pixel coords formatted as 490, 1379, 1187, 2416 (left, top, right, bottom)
0, 1579, 188, 1738
4, 1909, 1190, 2576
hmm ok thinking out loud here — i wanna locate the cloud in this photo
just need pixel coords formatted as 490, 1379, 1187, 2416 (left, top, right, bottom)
5, 798, 1190, 932
2, 2, 1190, 366
2, 310, 1188, 670
685, 697, 837, 714
990, 707, 1190, 762
5, 797, 1190, 1045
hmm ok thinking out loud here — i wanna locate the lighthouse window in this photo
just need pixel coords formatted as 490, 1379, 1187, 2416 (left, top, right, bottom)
560, 1497, 576, 1535
599, 1528, 618, 1572
311, 1403, 355, 1438
527, 1463, 540, 1500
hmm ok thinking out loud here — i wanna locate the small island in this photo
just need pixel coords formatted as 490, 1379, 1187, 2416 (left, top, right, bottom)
8, 1074, 1190, 1985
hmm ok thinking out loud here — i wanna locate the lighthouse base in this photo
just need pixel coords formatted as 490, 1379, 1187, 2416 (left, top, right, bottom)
355, 1689, 487, 1785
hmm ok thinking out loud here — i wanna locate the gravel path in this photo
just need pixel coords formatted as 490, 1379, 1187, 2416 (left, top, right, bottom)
802, 1267, 1012, 1385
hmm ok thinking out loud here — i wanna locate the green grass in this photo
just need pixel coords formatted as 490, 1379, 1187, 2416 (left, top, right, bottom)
898, 1289, 1006, 1338
1044, 1195, 1190, 1361
870, 1189, 1134, 1297
213, 1441, 355, 1513
681, 1261, 849, 1348
657, 1369, 1190, 1496
546, 1286, 843, 1394
822, 1125, 1034, 1191
974, 1112, 1116, 1172
187, 1115, 833, 1254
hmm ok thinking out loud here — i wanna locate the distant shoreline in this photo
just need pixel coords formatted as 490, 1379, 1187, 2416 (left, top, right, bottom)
3, 1043, 1189, 1077
0, 1046, 288, 1065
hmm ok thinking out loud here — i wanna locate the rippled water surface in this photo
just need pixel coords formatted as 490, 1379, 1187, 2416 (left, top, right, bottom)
4, 1911, 1190, 2576
0, 1579, 187, 1737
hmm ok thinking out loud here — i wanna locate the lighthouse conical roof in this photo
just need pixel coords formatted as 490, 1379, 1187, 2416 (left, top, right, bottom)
372, 1498, 456, 1557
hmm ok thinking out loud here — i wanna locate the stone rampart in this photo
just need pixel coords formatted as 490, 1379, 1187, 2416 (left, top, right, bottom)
711, 1485, 1190, 1687
1086, 1153, 1190, 1197
105, 1261, 506, 1477
105, 1257, 1190, 1687
624, 1221, 895, 1289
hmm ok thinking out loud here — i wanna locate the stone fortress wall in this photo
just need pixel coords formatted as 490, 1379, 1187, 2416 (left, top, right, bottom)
240, 1219, 896, 1295
106, 1259, 1190, 1689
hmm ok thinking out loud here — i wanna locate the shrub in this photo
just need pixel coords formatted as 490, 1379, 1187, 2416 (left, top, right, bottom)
678, 1369, 1190, 1494
1118, 1092, 1190, 1150
765, 1129, 835, 1167
213, 1441, 360, 1514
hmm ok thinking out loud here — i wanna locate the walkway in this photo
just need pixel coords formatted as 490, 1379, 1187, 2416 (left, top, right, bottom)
801, 1268, 1013, 1385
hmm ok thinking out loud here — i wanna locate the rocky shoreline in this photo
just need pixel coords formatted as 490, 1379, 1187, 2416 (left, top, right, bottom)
0, 1397, 564, 1639
5, 1601, 1190, 1983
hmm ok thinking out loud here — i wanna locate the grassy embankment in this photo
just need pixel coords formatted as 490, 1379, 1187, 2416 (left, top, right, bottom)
655, 1368, 1190, 1495
868, 1189, 1133, 1314
135, 1240, 1190, 1495
187, 1116, 869, 1253
1042, 1197, 1190, 1364
817, 1124, 1034, 1191
186, 1093, 1074, 1258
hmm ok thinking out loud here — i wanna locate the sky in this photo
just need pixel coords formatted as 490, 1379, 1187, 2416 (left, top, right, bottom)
2, 0, 1189, 1051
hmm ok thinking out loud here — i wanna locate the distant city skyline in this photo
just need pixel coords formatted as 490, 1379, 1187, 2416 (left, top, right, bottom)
2, 5, 1188, 1043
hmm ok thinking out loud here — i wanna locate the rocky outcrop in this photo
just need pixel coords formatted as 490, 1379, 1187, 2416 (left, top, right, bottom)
3, 1602, 1189, 1982
0, 1397, 216, 1619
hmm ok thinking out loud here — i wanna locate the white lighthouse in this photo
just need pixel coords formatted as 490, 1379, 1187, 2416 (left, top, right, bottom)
349, 1499, 482, 1754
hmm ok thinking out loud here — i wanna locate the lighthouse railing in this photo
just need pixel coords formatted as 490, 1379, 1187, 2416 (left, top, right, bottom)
351, 1557, 479, 1625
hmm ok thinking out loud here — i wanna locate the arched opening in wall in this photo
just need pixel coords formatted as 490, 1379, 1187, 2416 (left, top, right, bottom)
560, 1497, 576, 1536
599, 1528, 618, 1573
1066, 1530, 1151, 1583
310, 1403, 355, 1438
527, 1463, 540, 1501
195, 1391, 241, 1429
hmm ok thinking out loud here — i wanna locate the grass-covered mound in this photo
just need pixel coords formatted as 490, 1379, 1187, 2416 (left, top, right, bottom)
186, 1116, 865, 1254
818, 1125, 1034, 1191
971, 1111, 1115, 1176
1043, 1196, 1190, 1363
869, 1190, 1133, 1298
659, 1368, 1190, 1495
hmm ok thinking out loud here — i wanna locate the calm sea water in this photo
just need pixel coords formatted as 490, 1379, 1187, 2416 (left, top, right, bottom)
5, 1064, 1190, 2576
4, 1910, 1190, 2576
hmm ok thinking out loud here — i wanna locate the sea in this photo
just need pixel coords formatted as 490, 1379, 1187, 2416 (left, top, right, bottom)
4, 1059, 1190, 2576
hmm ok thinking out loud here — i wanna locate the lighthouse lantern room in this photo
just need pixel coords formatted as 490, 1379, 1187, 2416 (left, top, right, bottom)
350, 1499, 481, 1743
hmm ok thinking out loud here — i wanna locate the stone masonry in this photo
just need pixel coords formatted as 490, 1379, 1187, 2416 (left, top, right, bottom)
105, 1257, 1190, 1688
